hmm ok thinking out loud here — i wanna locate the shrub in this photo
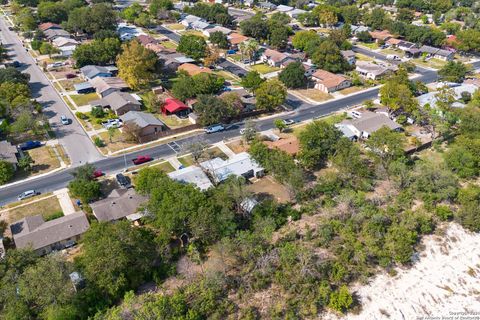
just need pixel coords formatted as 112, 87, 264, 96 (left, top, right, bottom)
94, 137, 104, 147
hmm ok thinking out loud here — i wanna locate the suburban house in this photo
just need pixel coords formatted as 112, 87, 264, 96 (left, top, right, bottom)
120, 111, 167, 141
261, 49, 300, 68
337, 111, 402, 139
312, 69, 352, 93
80, 65, 117, 80
74, 82, 95, 94
117, 23, 145, 41
228, 33, 249, 48
351, 25, 370, 35
90, 77, 128, 97
258, 1, 277, 10
303, 62, 317, 77
38, 22, 62, 32
287, 8, 306, 18
341, 50, 356, 65
0, 140, 19, 169
190, 20, 211, 31
276, 4, 293, 12
162, 98, 191, 116
91, 92, 141, 116
178, 63, 213, 76
181, 15, 204, 28
355, 61, 395, 80
136, 34, 158, 46
417, 83, 477, 108
200, 152, 264, 184
369, 30, 393, 43
264, 136, 300, 156
419, 45, 454, 61
44, 28, 71, 41
52, 37, 78, 48
168, 165, 213, 190
203, 26, 232, 37
10, 212, 90, 255
90, 188, 148, 222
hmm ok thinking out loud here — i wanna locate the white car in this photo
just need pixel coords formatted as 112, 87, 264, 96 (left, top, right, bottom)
17, 190, 39, 201
102, 119, 122, 129
282, 119, 295, 125
60, 115, 70, 125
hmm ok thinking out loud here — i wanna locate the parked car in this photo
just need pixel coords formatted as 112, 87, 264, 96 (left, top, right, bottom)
17, 190, 40, 201
226, 49, 237, 54
19, 140, 41, 151
386, 54, 400, 61
92, 170, 103, 178
65, 73, 76, 79
282, 119, 295, 126
204, 124, 225, 134
60, 115, 70, 125
116, 173, 131, 188
132, 155, 153, 165
102, 119, 122, 129
10, 61, 21, 68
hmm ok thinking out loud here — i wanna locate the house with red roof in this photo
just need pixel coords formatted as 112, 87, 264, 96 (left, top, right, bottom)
162, 98, 191, 116
39, 22, 62, 32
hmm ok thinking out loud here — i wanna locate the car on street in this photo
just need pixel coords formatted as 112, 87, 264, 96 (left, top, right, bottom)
204, 124, 225, 134
116, 173, 131, 188
92, 170, 103, 179
282, 119, 295, 126
60, 115, 70, 125
132, 155, 153, 165
19, 140, 41, 151
17, 190, 40, 201
65, 73, 76, 79
10, 61, 21, 68
102, 119, 122, 129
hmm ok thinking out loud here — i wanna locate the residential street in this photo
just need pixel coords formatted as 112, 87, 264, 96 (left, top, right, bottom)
0, 14, 102, 165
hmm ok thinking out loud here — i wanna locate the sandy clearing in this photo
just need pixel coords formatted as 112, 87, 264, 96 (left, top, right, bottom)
324, 223, 480, 320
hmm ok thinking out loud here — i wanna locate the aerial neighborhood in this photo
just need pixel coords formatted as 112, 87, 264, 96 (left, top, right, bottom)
0, 0, 479, 318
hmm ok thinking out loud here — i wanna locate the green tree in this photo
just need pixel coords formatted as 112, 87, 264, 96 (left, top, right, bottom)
172, 73, 196, 101
273, 118, 287, 133
209, 31, 229, 49
192, 73, 224, 95
456, 185, 480, 232
298, 120, 342, 168
241, 71, 264, 92
380, 79, 418, 115
79, 221, 159, 300
254, 79, 287, 111
72, 37, 121, 68
68, 179, 100, 203
0, 82, 31, 106
194, 94, 239, 125
65, 3, 117, 35
438, 61, 468, 83
278, 62, 306, 89
117, 40, 158, 89
366, 127, 405, 169
0, 67, 30, 84
177, 35, 207, 60
292, 30, 321, 52
0, 160, 14, 185
120, 2, 143, 22
18, 154, 33, 172
269, 25, 290, 50
37, 1, 67, 23
149, 0, 173, 16
239, 13, 269, 40
311, 40, 350, 73
328, 285, 353, 313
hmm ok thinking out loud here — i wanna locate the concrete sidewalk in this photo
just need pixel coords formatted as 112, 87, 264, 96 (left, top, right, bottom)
168, 157, 182, 170
54, 188, 76, 215
215, 141, 236, 158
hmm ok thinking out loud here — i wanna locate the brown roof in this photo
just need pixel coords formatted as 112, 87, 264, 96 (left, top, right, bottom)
263, 49, 288, 63
312, 69, 349, 89
90, 188, 148, 222
178, 63, 212, 76
265, 136, 300, 155
11, 212, 90, 251
137, 35, 158, 46
369, 30, 393, 40
228, 33, 249, 45
0, 140, 18, 165
386, 38, 401, 45
90, 77, 128, 95
38, 22, 61, 32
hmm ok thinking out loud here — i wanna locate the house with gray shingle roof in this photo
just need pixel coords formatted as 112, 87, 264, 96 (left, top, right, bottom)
120, 111, 167, 141
80, 65, 117, 80
0, 140, 19, 169
91, 92, 141, 116
10, 211, 90, 255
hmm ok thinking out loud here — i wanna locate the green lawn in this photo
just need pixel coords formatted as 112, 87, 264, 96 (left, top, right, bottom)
178, 155, 195, 167
162, 40, 178, 49
152, 161, 175, 173
70, 92, 99, 106
156, 113, 191, 129
250, 63, 280, 74
358, 42, 379, 50
165, 23, 185, 31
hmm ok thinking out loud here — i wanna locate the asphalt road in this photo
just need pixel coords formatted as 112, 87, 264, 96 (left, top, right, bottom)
0, 14, 102, 165
0, 28, 442, 205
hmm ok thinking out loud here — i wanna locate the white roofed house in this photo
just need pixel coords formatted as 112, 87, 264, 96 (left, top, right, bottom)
203, 26, 232, 37
355, 61, 396, 80
336, 111, 402, 139
168, 166, 213, 190
287, 8, 306, 19
200, 152, 265, 184
181, 14, 204, 27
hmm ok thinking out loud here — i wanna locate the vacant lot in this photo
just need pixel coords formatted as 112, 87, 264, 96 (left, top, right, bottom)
247, 176, 291, 203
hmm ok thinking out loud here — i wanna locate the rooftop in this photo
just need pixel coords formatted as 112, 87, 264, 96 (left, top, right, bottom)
120, 111, 165, 128
168, 166, 213, 190
90, 188, 148, 222
0, 140, 18, 164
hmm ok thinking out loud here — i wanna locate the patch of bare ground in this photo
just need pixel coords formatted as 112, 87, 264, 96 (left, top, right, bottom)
159, 256, 204, 295
322, 223, 480, 320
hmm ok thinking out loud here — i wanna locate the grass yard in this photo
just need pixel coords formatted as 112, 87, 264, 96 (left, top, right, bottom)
151, 161, 175, 173
178, 155, 195, 167
355, 53, 376, 62
53, 144, 71, 165
156, 113, 191, 129
412, 58, 448, 69
165, 23, 185, 31
380, 48, 404, 57
162, 40, 178, 49
58, 78, 83, 91
2, 196, 62, 227
250, 63, 280, 74
215, 70, 240, 82
292, 112, 347, 137
70, 92, 99, 106
229, 54, 242, 62
338, 86, 368, 95
359, 42, 379, 50
28, 146, 61, 175
96, 130, 137, 154
226, 140, 248, 154
180, 30, 206, 38
63, 97, 76, 110
292, 89, 333, 102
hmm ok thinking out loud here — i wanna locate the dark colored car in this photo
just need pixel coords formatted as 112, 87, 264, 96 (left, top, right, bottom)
132, 155, 153, 165
92, 170, 103, 178
10, 61, 21, 68
116, 173, 131, 188
65, 73, 76, 79
19, 140, 41, 151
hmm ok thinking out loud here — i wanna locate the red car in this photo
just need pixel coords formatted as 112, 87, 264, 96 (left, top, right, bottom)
92, 170, 103, 178
132, 155, 153, 165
